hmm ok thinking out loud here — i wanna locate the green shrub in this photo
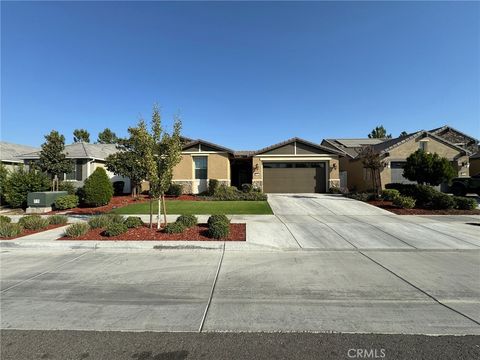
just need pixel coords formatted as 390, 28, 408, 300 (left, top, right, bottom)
212, 184, 267, 201
18, 215, 49, 230
106, 213, 125, 224
329, 186, 342, 194
58, 181, 77, 195
0, 215, 11, 224
453, 197, 477, 210
54, 195, 79, 210
113, 181, 125, 196
3, 166, 50, 208
124, 216, 144, 228
88, 215, 111, 229
48, 215, 68, 225
207, 214, 230, 227
76, 186, 86, 204
381, 189, 400, 201
208, 179, 219, 195
393, 195, 416, 209
103, 222, 128, 237
0, 223, 23, 238
176, 214, 198, 228
430, 193, 455, 210
0, 164, 8, 205
83, 167, 114, 207
208, 220, 230, 239
385, 183, 418, 197
64, 223, 90, 237
166, 183, 183, 196
241, 183, 253, 193
345, 192, 371, 202
164, 221, 186, 234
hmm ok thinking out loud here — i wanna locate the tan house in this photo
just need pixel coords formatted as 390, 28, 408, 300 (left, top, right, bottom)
322, 130, 471, 191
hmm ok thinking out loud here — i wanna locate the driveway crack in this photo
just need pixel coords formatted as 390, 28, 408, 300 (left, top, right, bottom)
309, 215, 358, 249
275, 215, 303, 249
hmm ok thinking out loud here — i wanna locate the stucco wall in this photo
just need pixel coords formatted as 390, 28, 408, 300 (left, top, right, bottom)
328, 158, 340, 188
470, 158, 480, 176
340, 158, 371, 191
207, 153, 230, 180
173, 154, 193, 180
388, 137, 460, 160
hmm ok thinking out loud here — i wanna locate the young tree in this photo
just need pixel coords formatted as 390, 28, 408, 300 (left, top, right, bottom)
403, 149, 456, 186
97, 128, 118, 144
359, 145, 384, 196
368, 125, 392, 139
39, 130, 73, 190
73, 129, 90, 143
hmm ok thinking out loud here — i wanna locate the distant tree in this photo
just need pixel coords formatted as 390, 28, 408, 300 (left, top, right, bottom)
368, 125, 392, 139
73, 129, 90, 143
399, 131, 408, 137
97, 128, 118, 144
39, 130, 73, 190
359, 145, 384, 196
403, 149, 456, 186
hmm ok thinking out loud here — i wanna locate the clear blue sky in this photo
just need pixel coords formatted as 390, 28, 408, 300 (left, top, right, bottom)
1, 1, 479, 149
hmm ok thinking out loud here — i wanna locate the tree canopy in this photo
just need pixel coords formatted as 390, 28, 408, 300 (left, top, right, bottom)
368, 125, 392, 139
73, 129, 90, 143
403, 149, 456, 186
97, 128, 118, 144
39, 130, 73, 182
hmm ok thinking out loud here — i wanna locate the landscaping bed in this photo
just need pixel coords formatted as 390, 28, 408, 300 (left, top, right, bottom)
50, 195, 149, 215
368, 200, 480, 215
0, 223, 66, 240
59, 223, 246, 241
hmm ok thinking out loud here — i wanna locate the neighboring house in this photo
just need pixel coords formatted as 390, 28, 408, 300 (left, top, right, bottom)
0, 141, 39, 172
322, 130, 471, 191
429, 125, 478, 154
18, 142, 131, 193
470, 151, 480, 176
172, 137, 342, 194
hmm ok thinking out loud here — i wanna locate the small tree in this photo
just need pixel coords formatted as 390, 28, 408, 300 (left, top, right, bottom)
403, 149, 456, 186
359, 145, 384, 196
97, 128, 118, 144
4, 166, 50, 208
39, 130, 73, 190
368, 125, 392, 139
73, 129, 90, 143
399, 131, 408, 137
83, 167, 114, 206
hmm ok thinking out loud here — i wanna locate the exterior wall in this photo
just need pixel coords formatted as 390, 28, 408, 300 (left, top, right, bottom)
340, 157, 372, 191
387, 137, 460, 160
252, 157, 263, 190
92, 161, 131, 193
470, 158, 480, 176
328, 158, 340, 188
173, 154, 193, 180
207, 153, 230, 181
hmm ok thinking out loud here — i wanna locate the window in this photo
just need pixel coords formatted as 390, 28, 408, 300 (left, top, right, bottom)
64, 160, 83, 181
419, 140, 428, 152
194, 156, 208, 179
263, 162, 325, 169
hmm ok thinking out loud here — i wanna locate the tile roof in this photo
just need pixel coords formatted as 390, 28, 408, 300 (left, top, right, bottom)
18, 142, 119, 160
0, 141, 40, 163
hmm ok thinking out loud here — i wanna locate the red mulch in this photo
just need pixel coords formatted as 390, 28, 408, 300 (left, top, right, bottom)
58, 223, 246, 241
368, 200, 480, 215
49, 194, 205, 215
0, 224, 65, 240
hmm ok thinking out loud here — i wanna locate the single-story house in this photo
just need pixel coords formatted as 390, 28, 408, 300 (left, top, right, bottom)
322, 130, 471, 191
0, 142, 39, 172
18, 142, 131, 193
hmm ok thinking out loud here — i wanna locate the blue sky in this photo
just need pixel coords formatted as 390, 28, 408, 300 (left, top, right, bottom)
1, 1, 479, 149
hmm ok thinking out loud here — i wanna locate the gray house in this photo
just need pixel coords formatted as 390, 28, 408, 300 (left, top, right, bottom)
0, 141, 40, 172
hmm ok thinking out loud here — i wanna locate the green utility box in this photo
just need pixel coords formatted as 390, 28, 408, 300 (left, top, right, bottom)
27, 191, 68, 208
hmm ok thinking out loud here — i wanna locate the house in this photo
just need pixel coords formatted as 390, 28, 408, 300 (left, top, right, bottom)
429, 125, 478, 154
172, 137, 343, 194
470, 151, 480, 176
322, 130, 471, 191
18, 142, 131, 193
0, 141, 39, 171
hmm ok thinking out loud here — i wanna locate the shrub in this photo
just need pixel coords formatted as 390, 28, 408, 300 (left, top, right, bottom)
208, 179, 219, 195
0, 215, 11, 224
76, 186, 86, 204
207, 214, 230, 227
88, 214, 124, 229
18, 215, 49, 230
113, 181, 125, 196
48, 215, 68, 225
403, 149, 456, 186
64, 223, 90, 237
393, 195, 416, 209
381, 189, 400, 201
208, 220, 230, 239
430, 193, 455, 210
83, 167, 114, 207
212, 184, 267, 201
0, 164, 8, 205
345, 192, 371, 202
241, 183, 253, 193
0, 223, 23, 238
54, 195, 79, 210
329, 186, 342, 194
385, 183, 418, 197
176, 214, 198, 228
166, 183, 183, 196
453, 197, 477, 210
164, 221, 186, 234
103, 222, 128, 237
3, 167, 50, 208
106, 213, 125, 224
124, 216, 144, 228
58, 181, 77, 195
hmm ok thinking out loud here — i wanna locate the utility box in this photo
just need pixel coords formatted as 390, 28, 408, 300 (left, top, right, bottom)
27, 191, 67, 208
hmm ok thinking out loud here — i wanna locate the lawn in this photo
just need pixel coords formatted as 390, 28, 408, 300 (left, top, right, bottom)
111, 200, 273, 215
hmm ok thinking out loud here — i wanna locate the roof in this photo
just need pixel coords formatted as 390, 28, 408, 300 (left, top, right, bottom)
19, 142, 119, 160
321, 138, 388, 158
255, 137, 344, 156
0, 141, 40, 163
429, 125, 479, 143
182, 139, 234, 154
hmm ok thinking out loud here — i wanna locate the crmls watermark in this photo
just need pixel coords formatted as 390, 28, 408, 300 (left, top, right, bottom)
347, 348, 386, 358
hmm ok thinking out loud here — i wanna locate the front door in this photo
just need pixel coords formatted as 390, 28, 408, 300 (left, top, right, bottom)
193, 156, 208, 194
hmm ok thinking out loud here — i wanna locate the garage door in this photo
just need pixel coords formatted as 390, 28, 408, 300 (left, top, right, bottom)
391, 162, 416, 184
263, 162, 327, 193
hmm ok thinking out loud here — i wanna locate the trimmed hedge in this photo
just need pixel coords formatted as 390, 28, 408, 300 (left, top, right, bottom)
54, 195, 79, 210
83, 167, 114, 207
176, 214, 198, 228
0, 215, 12, 224
345, 192, 373, 202
393, 195, 416, 209
103, 223, 128, 237
212, 184, 267, 201
207, 214, 229, 227
430, 192, 455, 210
453, 197, 477, 210
48, 215, 68, 225
166, 183, 183, 196
208, 220, 230, 239
64, 223, 90, 237
164, 221, 186, 234
381, 189, 400, 201
18, 215, 49, 230
124, 216, 144, 228
208, 179, 219, 196
58, 182, 77, 195
386, 183, 461, 210
0, 223, 23, 238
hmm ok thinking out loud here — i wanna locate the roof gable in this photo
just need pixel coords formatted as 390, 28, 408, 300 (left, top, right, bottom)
256, 137, 343, 156
182, 139, 233, 154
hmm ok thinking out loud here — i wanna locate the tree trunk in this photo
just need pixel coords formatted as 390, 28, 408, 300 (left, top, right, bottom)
149, 195, 153, 229
157, 196, 161, 229
162, 193, 167, 227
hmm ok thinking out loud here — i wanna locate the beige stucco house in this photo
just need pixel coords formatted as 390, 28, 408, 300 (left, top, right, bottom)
322, 130, 472, 191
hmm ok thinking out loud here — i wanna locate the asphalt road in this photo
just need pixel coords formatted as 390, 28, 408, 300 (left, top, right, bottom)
1, 330, 479, 360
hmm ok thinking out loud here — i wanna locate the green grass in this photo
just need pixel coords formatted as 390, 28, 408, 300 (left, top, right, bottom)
111, 200, 273, 215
